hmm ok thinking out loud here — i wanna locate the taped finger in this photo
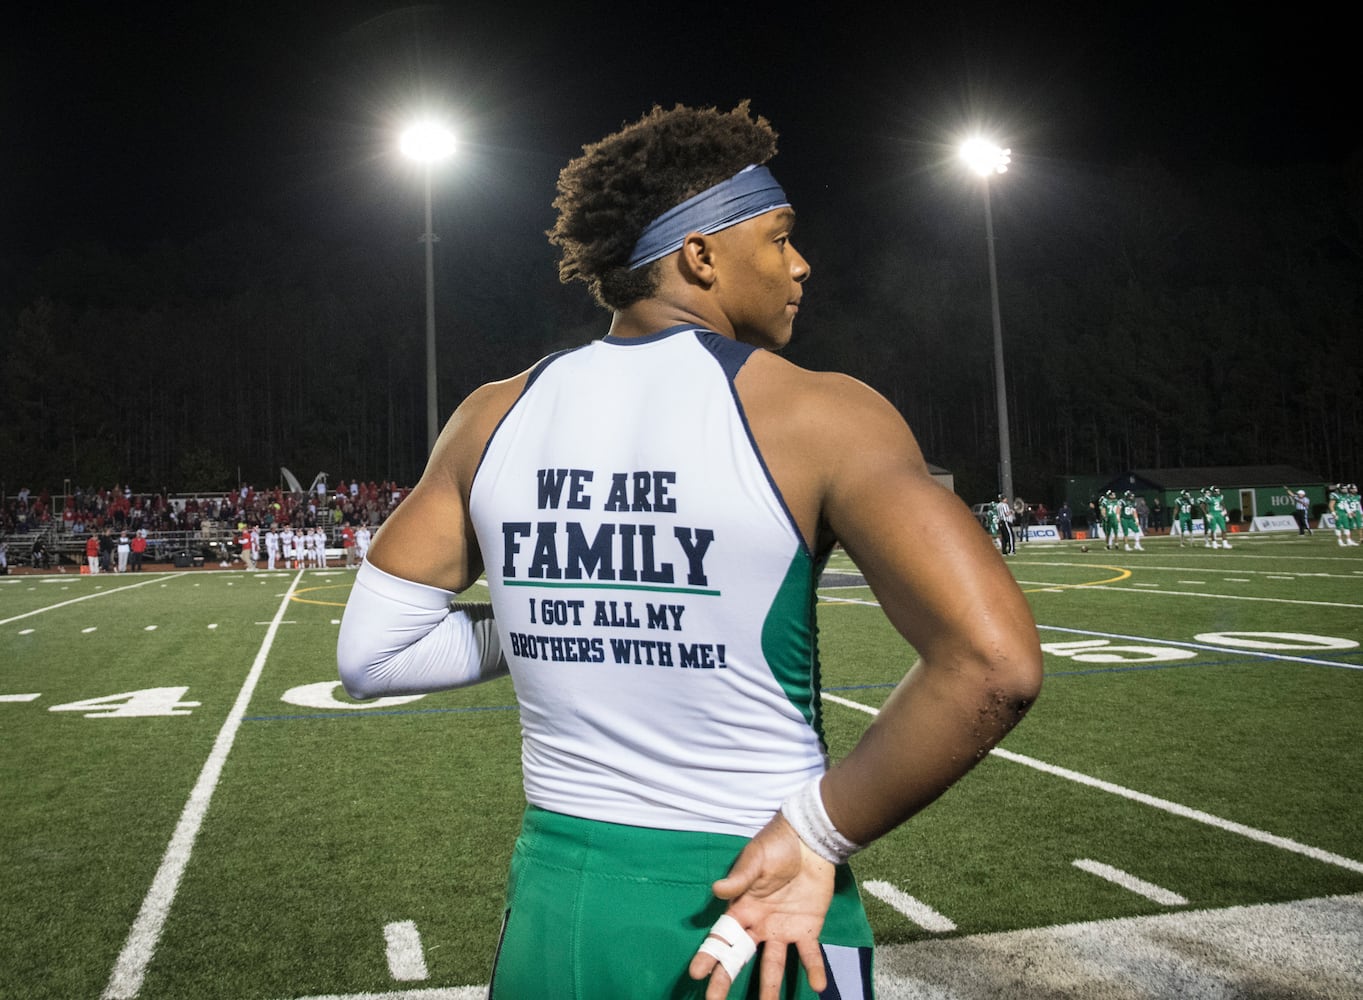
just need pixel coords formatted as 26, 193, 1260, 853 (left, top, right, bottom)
695, 913, 757, 981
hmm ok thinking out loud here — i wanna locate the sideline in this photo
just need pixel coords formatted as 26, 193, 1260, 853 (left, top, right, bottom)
873, 892, 1363, 999
0, 572, 186, 626
101, 569, 306, 999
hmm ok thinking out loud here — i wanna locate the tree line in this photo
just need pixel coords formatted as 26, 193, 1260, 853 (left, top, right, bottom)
3, 154, 1359, 504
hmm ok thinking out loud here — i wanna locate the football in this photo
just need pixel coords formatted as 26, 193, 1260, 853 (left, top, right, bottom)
1080, 544, 1090, 552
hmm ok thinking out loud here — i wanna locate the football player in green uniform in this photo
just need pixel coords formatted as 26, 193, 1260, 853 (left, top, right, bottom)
1172, 489, 1197, 546
1119, 491, 1145, 551
1101, 490, 1122, 550
1330, 483, 1360, 546
984, 500, 1002, 552
1201, 486, 1231, 549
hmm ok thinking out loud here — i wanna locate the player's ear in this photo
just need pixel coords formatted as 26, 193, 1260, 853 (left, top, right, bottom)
678, 232, 717, 287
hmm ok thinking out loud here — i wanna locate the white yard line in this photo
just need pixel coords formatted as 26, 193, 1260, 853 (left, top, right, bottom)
384, 921, 430, 982
1072, 859, 1188, 906
862, 881, 958, 931
821, 692, 1363, 876
101, 569, 305, 1000
0, 572, 185, 626
989, 746, 1363, 873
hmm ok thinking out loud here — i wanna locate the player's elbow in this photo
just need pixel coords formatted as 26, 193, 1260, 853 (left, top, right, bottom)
337, 666, 376, 701
336, 639, 382, 701
954, 618, 1042, 727
982, 625, 1043, 720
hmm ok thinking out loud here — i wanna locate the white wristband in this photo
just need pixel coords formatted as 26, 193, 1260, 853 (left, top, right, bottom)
779, 776, 862, 865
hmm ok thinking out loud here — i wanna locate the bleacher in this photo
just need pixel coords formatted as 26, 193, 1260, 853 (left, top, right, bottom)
2, 485, 393, 571
1, 525, 55, 569
2, 523, 242, 570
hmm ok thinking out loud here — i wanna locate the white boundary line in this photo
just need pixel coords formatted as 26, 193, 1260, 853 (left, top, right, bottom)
0, 572, 186, 626
820, 692, 1363, 876
101, 569, 305, 999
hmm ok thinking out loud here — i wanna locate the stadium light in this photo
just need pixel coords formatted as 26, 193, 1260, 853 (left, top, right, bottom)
960, 138, 1014, 503
400, 120, 457, 457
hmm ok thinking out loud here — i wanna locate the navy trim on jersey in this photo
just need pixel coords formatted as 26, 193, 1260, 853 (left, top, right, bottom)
695, 329, 812, 559
694, 327, 755, 381
601, 324, 696, 347
818, 943, 874, 999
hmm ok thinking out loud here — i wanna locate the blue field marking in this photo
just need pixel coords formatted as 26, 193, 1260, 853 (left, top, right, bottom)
1045, 658, 1245, 678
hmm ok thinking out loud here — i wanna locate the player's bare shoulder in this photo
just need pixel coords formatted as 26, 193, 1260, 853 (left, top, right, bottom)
737, 351, 923, 470
429, 368, 536, 489
453, 369, 533, 429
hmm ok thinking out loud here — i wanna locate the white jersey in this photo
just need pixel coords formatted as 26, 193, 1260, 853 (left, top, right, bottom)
469, 327, 827, 837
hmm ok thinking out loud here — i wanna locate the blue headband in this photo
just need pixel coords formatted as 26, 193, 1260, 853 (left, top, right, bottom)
627, 165, 790, 270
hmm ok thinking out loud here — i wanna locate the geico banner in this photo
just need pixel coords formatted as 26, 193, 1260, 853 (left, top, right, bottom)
1016, 525, 1061, 543
1249, 515, 1300, 533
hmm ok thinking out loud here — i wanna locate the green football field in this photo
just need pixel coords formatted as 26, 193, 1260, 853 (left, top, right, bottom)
3, 531, 1361, 999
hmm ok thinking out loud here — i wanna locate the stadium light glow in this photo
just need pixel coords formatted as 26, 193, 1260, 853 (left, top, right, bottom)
961, 137, 1014, 503
400, 121, 457, 163
960, 138, 1011, 177
400, 119, 457, 456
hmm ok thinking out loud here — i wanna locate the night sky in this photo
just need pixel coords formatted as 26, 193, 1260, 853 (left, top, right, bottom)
5, 3, 1356, 263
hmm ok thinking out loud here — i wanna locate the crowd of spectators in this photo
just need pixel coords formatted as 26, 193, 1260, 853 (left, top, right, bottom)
1, 479, 412, 542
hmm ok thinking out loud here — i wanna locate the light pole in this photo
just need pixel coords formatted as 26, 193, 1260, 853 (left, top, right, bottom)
961, 138, 1013, 503
400, 120, 456, 456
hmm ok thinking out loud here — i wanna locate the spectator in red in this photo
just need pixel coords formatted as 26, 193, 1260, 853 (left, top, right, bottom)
238, 525, 256, 571
85, 534, 101, 574
341, 523, 356, 568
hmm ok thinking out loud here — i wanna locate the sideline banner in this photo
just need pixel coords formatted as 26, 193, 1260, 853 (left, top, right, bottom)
1250, 515, 1300, 533
1017, 525, 1062, 543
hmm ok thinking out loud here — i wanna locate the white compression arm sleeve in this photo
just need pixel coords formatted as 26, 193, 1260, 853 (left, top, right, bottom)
337, 560, 508, 699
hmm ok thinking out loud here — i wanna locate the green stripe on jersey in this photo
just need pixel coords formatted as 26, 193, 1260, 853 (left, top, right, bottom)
761, 547, 826, 742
